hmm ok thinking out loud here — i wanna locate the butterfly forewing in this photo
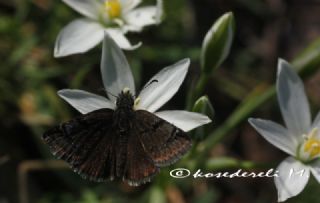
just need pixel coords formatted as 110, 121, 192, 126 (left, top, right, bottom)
42, 108, 117, 181
134, 110, 192, 167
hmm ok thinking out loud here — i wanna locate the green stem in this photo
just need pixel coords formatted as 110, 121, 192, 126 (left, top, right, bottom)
202, 85, 275, 156
187, 73, 210, 109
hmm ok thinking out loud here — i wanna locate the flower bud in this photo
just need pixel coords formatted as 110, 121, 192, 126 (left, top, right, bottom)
201, 12, 235, 73
192, 96, 214, 139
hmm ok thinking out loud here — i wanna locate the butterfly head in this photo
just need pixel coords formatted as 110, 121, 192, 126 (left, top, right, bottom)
116, 87, 135, 110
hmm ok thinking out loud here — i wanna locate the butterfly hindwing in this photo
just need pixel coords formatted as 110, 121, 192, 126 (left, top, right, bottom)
42, 108, 117, 181
133, 110, 192, 167
123, 132, 159, 186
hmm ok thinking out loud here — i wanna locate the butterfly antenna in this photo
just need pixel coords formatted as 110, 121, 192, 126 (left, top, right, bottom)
135, 79, 158, 98
143, 79, 159, 90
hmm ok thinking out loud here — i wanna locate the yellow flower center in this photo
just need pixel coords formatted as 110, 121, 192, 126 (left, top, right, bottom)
104, 0, 122, 19
302, 128, 320, 160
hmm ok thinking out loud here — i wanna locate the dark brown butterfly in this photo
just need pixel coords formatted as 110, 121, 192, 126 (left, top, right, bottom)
42, 89, 192, 186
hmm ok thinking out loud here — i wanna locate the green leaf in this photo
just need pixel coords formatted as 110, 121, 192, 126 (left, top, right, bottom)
201, 12, 235, 73
292, 37, 320, 76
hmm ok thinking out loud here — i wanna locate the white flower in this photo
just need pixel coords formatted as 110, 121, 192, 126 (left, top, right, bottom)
249, 59, 320, 202
58, 33, 211, 133
54, 0, 163, 57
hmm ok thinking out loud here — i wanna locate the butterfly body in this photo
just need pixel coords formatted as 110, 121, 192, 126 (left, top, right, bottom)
43, 90, 192, 186
113, 90, 135, 132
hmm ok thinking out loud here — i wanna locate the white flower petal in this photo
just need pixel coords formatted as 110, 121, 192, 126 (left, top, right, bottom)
248, 118, 297, 156
155, 110, 211, 132
311, 160, 320, 183
54, 18, 104, 57
124, 6, 159, 31
101, 33, 135, 101
275, 157, 310, 202
121, 0, 141, 13
58, 89, 115, 114
138, 58, 190, 112
62, 0, 101, 19
311, 111, 320, 129
277, 59, 311, 137
105, 28, 142, 50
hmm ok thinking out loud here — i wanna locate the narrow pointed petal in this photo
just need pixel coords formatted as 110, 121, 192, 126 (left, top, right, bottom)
105, 28, 142, 50
62, 0, 100, 19
248, 118, 297, 156
275, 157, 310, 202
101, 33, 135, 101
54, 19, 104, 57
155, 110, 211, 132
58, 89, 115, 114
311, 160, 320, 183
277, 59, 311, 137
138, 59, 190, 112
124, 0, 163, 31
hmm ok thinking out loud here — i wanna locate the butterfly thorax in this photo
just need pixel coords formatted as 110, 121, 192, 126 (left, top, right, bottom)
113, 90, 135, 132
